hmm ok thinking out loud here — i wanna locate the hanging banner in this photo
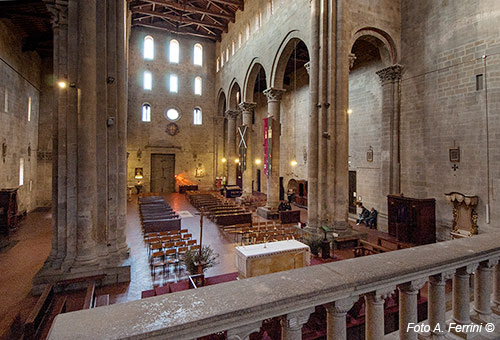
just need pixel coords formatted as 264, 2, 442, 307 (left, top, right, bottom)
263, 117, 273, 176
238, 125, 248, 172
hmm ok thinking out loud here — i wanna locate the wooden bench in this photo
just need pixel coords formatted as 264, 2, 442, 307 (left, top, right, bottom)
83, 282, 110, 309
377, 236, 407, 250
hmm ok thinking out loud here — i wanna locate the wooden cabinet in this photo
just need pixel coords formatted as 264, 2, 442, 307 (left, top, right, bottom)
0, 188, 18, 237
387, 195, 436, 245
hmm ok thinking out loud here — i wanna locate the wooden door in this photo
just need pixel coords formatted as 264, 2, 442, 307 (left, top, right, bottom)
256, 170, 261, 192
151, 154, 175, 193
349, 171, 357, 214
236, 164, 242, 188
279, 177, 284, 201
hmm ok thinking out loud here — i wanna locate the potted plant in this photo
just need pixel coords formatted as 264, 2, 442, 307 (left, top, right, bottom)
304, 235, 323, 256
183, 245, 220, 275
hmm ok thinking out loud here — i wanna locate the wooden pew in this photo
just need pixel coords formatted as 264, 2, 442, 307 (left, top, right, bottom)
83, 282, 110, 309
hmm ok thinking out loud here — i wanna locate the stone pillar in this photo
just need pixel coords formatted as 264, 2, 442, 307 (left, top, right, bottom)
492, 262, 500, 315
448, 264, 478, 339
263, 88, 285, 209
227, 321, 262, 340
376, 64, 404, 196
398, 279, 426, 340
471, 259, 498, 324
422, 272, 454, 339
281, 308, 314, 340
225, 109, 239, 185
238, 102, 256, 197
365, 289, 393, 340
324, 297, 357, 340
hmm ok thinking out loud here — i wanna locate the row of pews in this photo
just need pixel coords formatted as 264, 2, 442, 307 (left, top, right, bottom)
139, 195, 181, 233
353, 236, 409, 257
186, 191, 252, 226
221, 221, 302, 245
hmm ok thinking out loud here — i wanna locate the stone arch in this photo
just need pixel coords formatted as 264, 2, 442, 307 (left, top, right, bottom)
351, 27, 398, 65
243, 58, 267, 103
270, 30, 310, 89
217, 89, 226, 116
228, 79, 242, 109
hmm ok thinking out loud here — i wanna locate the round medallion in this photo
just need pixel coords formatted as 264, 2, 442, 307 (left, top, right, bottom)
166, 123, 179, 136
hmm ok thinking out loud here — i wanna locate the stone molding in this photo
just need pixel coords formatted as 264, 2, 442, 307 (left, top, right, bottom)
376, 64, 404, 84
399, 278, 427, 294
429, 270, 455, 285
325, 296, 358, 316
225, 109, 240, 119
263, 88, 285, 103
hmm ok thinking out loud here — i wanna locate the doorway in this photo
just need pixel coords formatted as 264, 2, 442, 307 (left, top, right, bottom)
236, 164, 242, 188
151, 154, 176, 193
256, 169, 261, 192
349, 171, 357, 214
279, 177, 284, 201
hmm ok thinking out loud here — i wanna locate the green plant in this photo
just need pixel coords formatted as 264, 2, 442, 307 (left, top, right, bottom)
183, 245, 220, 275
304, 235, 323, 255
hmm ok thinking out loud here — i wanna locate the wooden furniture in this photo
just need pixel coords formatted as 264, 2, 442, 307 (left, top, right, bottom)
223, 185, 242, 198
179, 185, 198, 193
0, 188, 18, 237
387, 195, 436, 245
444, 192, 478, 239
293, 180, 308, 208
235, 240, 310, 279
279, 210, 301, 224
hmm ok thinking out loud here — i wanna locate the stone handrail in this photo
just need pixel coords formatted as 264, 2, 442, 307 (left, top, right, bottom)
48, 233, 500, 340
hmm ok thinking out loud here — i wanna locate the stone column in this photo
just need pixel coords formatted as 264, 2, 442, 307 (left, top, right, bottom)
492, 262, 500, 315
376, 64, 404, 196
238, 102, 256, 197
422, 272, 454, 339
263, 88, 285, 209
227, 321, 262, 340
365, 288, 394, 340
471, 259, 498, 324
448, 264, 478, 339
225, 109, 239, 185
398, 279, 426, 340
324, 297, 357, 340
281, 308, 314, 340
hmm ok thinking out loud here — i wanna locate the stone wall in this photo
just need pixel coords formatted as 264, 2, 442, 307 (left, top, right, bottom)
400, 0, 500, 238
0, 19, 41, 212
127, 27, 217, 192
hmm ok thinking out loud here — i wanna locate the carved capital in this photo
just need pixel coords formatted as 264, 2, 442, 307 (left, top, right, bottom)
399, 278, 427, 294
238, 102, 256, 115
225, 109, 240, 120
376, 64, 404, 84
263, 88, 285, 103
430, 270, 455, 286
227, 321, 262, 340
365, 287, 395, 304
349, 53, 357, 69
281, 307, 314, 331
456, 264, 479, 276
304, 61, 311, 75
46, 0, 68, 28
325, 296, 359, 316
479, 258, 499, 270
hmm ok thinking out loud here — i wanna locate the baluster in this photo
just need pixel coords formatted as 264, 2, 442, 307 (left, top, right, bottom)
399, 279, 427, 340
324, 296, 358, 340
364, 288, 394, 340
280, 307, 315, 340
471, 259, 498, 324
448, 264, 478, 339
492, 262, 500, 315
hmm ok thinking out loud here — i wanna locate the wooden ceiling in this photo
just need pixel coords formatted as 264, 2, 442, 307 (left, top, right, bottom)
130, 0, 243, 41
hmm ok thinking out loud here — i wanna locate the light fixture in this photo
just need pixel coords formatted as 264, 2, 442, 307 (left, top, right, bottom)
221, 157, 227, 163
58, 81, 67, 89
255, 159, 262, 165
235, 158, 240, 164
347, 109, 353, 115
290, 160, 298, 167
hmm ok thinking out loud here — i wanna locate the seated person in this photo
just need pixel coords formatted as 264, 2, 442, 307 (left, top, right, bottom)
365, 208, 378, 228
278, 201, 292, 211
356, 205, 370, 225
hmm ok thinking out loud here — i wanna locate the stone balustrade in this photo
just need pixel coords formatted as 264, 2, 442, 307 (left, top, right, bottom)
48, 233, 500, 340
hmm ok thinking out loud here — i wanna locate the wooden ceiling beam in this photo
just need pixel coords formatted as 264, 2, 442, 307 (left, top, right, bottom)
137, 0, 234, 21
208, 0, 242, 8
132, 8, 227, 32
133, 22, 220, 41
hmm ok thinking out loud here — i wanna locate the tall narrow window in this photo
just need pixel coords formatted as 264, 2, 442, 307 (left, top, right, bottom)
231, 41, 235, 55
142, 103, 151, 122
193, 107, 202, 125
27, 96, 31, 121
226, 47, 229, 62
238, 33, 242, 48
170, 74, 178, 93
246, 24, 250, 40
220, 53, 224, 67
169, 39, 179, 63
4, 88, 8, 112
19, 158, 24, 186
193, 43, 203, 66
143, 71, 152, 90
194, 77, 202, 95
144, 35, 154, 59
216, 58, 220, 72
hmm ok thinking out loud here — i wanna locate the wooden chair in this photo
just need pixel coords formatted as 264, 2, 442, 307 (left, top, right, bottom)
150, 243, 163, 261
175, 240, 186, 248
187, 239, 197, 246
180, 229, 189, 233
151, 251, 166, 279
182, 233, 192, 240
163, 241, 175, 250
165, 249, 178, 275
190, 245, 201, 252
159, 231, 169, 236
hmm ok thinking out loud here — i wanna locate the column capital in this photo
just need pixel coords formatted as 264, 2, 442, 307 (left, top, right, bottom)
46, 0, 68, 28
479, 258, 499, 269
304, 61, 311, 75
227, 321, 262, 340
281, 307, 315, 331
376, 64, 405, 84
263, 88, 285, 103
238, 102, 256, 115
349, 53, 357, 69
225, 109, 240, 120
399, 278, 427, 294
457, 263, 479, 276
430, 270, 455, 285
325, 296, 359, 316
366, 287, 395, 304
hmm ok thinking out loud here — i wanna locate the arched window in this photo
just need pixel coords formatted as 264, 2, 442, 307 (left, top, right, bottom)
220, 53, 224, 67
143, 71, 152, 90
166, 108, 180, 121
144, 35, 154, 59
142, 103, 151, 122
169, 39, 179, 63
169, 74, 178, 93
216, 58, 220, 72
238, 33, 242, 48
246, 24, 250, 40
194, 77, 202, 95
193, 107, 202, 125
231, 41, 235, 56
226, 47, 229, 62
193, 43, 203, 66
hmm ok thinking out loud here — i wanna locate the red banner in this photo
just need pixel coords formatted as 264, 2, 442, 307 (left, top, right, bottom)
263, 117, 273, 176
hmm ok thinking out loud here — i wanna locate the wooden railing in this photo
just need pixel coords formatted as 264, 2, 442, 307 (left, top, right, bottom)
47, 233, 500, 340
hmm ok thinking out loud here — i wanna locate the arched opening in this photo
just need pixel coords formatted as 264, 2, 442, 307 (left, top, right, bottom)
169, 39, 179, 63
228, 81, 241, 110
143, 35, 154, 60
217, 91, 227, 179
193, 43, 203, 66
348, 33, 394, 222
